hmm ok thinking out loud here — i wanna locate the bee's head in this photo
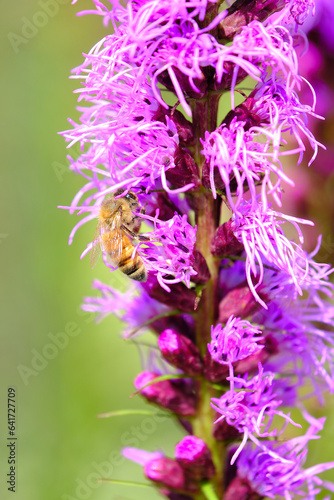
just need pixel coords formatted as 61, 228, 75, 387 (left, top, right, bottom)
114, 189, 139, 208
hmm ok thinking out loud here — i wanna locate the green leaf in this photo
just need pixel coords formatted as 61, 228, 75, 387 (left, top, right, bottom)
97, 409, 166, 419
98, 479, 153, 488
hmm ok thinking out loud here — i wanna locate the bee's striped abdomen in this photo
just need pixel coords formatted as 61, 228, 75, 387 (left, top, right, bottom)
118, 234, 147, 282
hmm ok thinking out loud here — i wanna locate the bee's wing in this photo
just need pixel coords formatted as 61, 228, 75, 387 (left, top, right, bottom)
90, 221, 103, 269
105, 210, 123, 266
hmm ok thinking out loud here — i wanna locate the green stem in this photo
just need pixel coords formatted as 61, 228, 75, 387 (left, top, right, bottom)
189, 93, 225, 498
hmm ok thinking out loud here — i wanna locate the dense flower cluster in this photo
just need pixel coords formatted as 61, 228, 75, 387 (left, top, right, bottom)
63, 0, 334, 499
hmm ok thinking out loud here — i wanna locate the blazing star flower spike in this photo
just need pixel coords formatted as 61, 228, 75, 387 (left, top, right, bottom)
62, 1, 334, 499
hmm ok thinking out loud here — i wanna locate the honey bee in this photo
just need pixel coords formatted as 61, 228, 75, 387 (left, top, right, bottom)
90, 189, 148, 281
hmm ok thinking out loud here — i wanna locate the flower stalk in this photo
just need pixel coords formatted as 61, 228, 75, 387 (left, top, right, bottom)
62, 1, 334, 499
191, 95, 225, 496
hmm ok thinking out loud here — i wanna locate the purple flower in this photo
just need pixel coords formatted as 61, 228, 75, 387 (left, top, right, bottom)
211, 363, 300, 464
225, 21, 300, 93
249, 78, 324, 165
208, 316, 264, 366
231, 200, 314, 306
288, 0, 315, 24
123, 447, 164, 466
201, 75, 323, 210
137, 212, 198, 290
72, 1, 225, 116
201, 118, 295, 208
61, 107, 182, 233
236, 413, 334, 500
253, 264, 334, 398
218, 242, 334, 401
71, 2, 310, 120
82, 280, 170, 336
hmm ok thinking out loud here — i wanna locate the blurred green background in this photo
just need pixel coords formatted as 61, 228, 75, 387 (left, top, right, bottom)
0, 2, 334, 500
0, 2, 183, 499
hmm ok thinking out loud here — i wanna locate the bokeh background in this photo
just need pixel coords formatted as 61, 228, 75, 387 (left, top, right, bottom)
1, 1, 334, 500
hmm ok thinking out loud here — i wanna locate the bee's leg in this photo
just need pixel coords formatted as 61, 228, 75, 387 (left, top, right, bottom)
131, 205, 146, 234
132, 217, 141, 235
121, 224, 150, 241
137, 233, 150, 242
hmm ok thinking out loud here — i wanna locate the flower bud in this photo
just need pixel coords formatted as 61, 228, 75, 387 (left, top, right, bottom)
213, 420, 241, 442
142, 275, 198, 312
145, 457, 186, 490
158, 329, 203, 376
166, 146, 200, 190
157, 67, 208, 99
202, 161, 226, 192
222, 96, 263, 131
145, 191, 183, 221
218, 284, 262, 323
175, 436, 216, 481
135, 372, 196, 416
153, 106, 195, 145
151, 314, 196, 342
203, 352, 229, 383
235, 335, 278, 374
223, 476, 260, 500
211, 221, 244, 257
191, 250, 211, 284
211, 62, 248, 91
218, 0, 286, 41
